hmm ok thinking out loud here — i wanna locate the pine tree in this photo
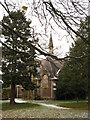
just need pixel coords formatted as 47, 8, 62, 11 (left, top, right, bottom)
2, 10, 38, 104
56, 18, 88, 100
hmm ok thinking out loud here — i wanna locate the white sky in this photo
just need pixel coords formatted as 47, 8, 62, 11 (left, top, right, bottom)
88, 1, 90, 16
0, 0, 87, 58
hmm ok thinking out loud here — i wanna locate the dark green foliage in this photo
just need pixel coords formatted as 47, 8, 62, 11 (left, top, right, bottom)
2, 10, 37, 86
56, 19, 88, 100
2, 10, 38, 103
34, 94, 41, 100
22, 80, 36, 91
2, 87, 11, 100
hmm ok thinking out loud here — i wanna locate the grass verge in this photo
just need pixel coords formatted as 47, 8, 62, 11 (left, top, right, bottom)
2, 102, 40, 111
57, 101, 88, 110
34, 100, 88, 110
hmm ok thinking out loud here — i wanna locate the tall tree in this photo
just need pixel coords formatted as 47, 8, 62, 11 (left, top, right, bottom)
2, 10, 37, 104
56, 19, 88, 100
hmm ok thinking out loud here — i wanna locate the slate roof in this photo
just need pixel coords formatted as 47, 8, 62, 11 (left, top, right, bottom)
40, 56, 64, 78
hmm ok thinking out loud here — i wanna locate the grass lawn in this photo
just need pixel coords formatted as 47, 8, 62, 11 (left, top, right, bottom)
2, 100, 88, 111
57, 101, 88, 109
2, 102, 40, 111
33, 100, 88, 110
41, 100, 88, 110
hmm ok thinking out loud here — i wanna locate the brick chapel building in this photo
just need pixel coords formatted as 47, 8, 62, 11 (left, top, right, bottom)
33, 32, 64, 99
16, 33, 64, 100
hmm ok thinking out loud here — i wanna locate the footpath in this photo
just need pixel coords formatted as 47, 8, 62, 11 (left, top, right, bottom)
1, 99, 88, 118
15, 98, 70, 109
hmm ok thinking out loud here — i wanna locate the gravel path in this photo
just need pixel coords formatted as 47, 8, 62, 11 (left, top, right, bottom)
2, 107, 88, 118
1, 99, 88, 118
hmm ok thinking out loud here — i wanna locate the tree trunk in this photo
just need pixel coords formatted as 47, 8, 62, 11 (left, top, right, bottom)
10, 81, 16, 104
76, 97, 79, 103
88, 16, 90, 111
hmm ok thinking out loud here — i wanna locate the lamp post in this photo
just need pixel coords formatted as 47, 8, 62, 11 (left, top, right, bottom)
0, 70, 3, 100
16, 85, 20, 98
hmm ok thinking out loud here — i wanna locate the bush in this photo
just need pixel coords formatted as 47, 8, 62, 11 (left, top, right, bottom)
34, 94, 41, 100
22, 90, 28, 99
2, 87, 11, 100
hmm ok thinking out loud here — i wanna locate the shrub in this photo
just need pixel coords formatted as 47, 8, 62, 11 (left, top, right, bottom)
2, 87, 11, 100
34, 94, 41, 100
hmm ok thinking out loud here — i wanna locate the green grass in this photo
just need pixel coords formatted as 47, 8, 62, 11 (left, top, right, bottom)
41, 100, 76, 104
34, 100, 88, 110
2, 102, 40, 111
57, 101, 88, 109
2, 100, 88, 110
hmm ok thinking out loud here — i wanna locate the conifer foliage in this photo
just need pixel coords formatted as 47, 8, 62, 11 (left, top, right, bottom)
2, 10, 37, 104
56, 19, 88, 100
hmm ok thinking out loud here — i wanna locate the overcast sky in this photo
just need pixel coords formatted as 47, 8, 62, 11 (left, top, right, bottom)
0, 0, 88, 58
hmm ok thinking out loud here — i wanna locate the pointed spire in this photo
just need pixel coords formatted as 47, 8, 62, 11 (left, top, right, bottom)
49, 31, 53, 54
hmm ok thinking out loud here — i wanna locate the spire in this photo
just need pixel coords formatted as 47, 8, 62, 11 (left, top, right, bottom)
49, 31, 53, 54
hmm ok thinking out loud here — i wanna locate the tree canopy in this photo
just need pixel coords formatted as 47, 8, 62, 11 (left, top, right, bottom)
2, 10, 38, 104
56, 19, 88, 100
0, 0, 89, 103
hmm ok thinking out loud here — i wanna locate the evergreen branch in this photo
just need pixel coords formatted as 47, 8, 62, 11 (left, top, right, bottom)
0, 40, 29, 55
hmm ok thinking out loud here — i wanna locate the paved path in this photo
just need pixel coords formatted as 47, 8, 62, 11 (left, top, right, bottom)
14, 99, 70, 109
31, 101, 70, 109
15, 98, 27, 103
0, 99, 27, 103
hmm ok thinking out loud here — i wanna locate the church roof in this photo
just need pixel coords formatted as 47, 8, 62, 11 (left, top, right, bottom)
39, 32, 64, 79
40, 56, 64, 78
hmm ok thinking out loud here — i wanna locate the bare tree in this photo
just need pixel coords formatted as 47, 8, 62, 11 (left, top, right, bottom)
31, 0, 88, 43
0, 0, 89, 61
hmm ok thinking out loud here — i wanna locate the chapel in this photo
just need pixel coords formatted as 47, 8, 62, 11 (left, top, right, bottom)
16, 33, 64, 100
33, 32, 64, 99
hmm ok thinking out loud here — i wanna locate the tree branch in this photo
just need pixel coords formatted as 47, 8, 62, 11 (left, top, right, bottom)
43, 1, 89, 45
0, 1, 88, 62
